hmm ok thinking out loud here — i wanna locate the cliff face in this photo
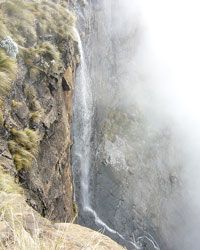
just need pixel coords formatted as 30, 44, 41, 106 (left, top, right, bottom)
0, 0, 78, 222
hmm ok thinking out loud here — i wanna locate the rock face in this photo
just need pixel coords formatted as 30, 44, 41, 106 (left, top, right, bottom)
93, 109, 184, 249
0, 0, 79, 222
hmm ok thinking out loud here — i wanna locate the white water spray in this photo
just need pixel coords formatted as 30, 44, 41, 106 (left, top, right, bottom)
72, 27, 160, 250
73, 28, 92, 210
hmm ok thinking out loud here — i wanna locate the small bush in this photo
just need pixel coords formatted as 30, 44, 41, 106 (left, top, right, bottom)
7, 140, 18, 154
39, 42, 61, 62
24, 84, 44, 125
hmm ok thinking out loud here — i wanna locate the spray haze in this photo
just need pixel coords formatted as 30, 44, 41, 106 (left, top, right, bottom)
73, 0, 200, 249
115, 0, 200, 249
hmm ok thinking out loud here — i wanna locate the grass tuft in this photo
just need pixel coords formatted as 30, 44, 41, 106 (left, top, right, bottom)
11, 100, 22, 109
24, 84, 44, 125
23, 41, 62, 73
0, 49, 17, 99
29, 110, 43, 125
11, 128, 40, 153
0, 165, 22, 194
8, 128, 40, 170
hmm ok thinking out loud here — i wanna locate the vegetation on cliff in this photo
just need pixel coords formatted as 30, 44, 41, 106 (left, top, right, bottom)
0, 0, 77, 172
0, 0, 78, 228
0, 0, 75, 46
0, 49, 17, 99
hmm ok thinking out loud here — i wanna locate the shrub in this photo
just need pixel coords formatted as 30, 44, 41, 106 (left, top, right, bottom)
0, 49, 17, 76
29, 99, 41, 112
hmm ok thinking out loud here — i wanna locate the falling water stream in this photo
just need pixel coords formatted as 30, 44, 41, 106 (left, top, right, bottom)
72, 26, 160, 250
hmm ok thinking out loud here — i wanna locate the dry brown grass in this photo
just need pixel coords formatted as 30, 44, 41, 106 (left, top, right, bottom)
0, 167, 124, 249
8, 128, 40, 170
0, 0, 76, 46
0, 49, 17, 99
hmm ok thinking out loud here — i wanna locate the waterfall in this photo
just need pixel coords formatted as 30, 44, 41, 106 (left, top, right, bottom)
71, 1, 200, 249
72, 28, 92, 210
72, 27, 160, 250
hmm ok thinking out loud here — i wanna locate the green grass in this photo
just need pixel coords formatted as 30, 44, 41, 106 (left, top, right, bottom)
0, 0, 76, 103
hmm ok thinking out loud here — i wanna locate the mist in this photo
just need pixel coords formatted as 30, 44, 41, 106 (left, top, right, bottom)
73, 0, 200, 249
111, 0, 200, 249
